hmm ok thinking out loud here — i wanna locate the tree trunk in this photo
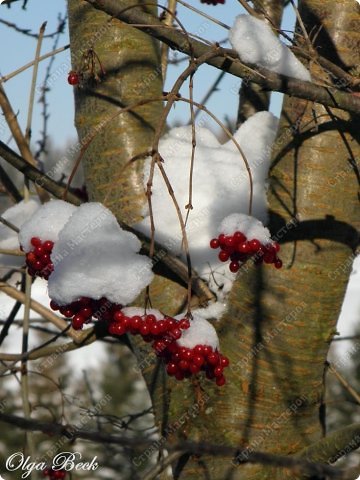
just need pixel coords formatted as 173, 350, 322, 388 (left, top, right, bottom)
67, 0, 360, 478
67, 0, 189, 315
158, 1, 360, 478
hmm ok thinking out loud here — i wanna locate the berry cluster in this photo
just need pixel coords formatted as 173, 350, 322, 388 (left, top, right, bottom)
200, 0, 225, 4
164, 343, 229, 386
50, 296, 117, 330
108, 310, 189, 340
43, 468, 66, 479
108, 311, 230, 386
24, 237, 54, 280
210, 232, 282, 273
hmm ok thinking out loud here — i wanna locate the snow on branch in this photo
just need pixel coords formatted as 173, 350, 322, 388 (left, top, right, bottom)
84, 0, 360, 114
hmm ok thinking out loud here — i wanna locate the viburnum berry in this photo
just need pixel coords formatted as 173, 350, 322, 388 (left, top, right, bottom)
24, 237, 54, 280
67, 70, 80, 85
210, 230, 282, 273
43, 468, 66, 480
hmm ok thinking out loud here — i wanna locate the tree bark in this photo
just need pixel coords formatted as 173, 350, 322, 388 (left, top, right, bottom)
67, 1, 360, 479
152, 1, 360, 479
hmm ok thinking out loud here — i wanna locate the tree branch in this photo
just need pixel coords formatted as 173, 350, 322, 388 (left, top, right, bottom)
84, 0, 360, 114
0, 412, 351, 478
298, 423, 360, 464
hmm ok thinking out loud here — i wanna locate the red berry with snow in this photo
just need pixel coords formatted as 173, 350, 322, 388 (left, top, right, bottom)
210, 226, 282, 273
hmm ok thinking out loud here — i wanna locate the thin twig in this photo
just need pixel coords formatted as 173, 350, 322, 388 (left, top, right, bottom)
0, 84, 49, 202
328, 362, 360, 405
176, 0, 230, 30
0, 215, 20, 232
0, 281, 83, 341
0, 44, 70, 84
143, 451, 183, 480
20, 272, 36, 459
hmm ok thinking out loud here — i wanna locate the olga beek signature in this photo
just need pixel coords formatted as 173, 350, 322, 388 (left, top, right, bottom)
5, 452, 99, 478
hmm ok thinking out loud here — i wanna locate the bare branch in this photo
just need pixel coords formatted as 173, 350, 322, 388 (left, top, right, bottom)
84, 0, 360, 114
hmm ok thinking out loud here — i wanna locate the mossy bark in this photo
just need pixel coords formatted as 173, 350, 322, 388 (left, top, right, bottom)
157, 1, 360, 479
67, 0, 188, 316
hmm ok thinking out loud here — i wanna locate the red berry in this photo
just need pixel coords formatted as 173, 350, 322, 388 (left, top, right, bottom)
214, 366, 224, 377
273, 242, 280, 252
190, 363, 201, 374
33, 260, 43, 270
72, 314, 85, 330
179, 318, 190, 330
237, 242, 250, 253
68, 70, 79, 85
50, 300, 59, 311
130, 315, 142, 330
31, 237, 42, 247
62, 308, 74, 318
140, 324, 151, 336
41, 253, 51, 264
274, 258, 283, 269
171, 328, 182, 340
179, 360, 190, 371
145, 314, 156, 325
109, 322, 126, 336
157, 320, 167, 333
218, 251, 229, 262
80, 307, 93, 318
153, 340, 166, 355
249, 239, 261, 252
202, 345, 211, 356
210, 238, 220, 249
150, 323, 160, 336
43, 240, 54, 252
26, 251, 37, 264
218, 233, 226, 246
229, 261, 240, 273
224, 236, 235, 248
113, 310, 124, 322
192, 354, 204, 366
234, 231, 246, 243
207, 352, 219, 365
34, 245, 45, 256
216, 375, 226, 386
220, 356, 230, 367
194, 345, 204, 355
180, 348, 193, 361
167, 362, 178, 375
165, 317, 176, 329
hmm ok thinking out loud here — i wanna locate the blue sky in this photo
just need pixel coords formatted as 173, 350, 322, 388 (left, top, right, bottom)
0, 0, 295, 150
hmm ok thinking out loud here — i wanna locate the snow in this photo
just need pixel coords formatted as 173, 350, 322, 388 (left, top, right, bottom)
18, 199, 76, 252
229, 15, 311, 82
176, 313, 219, 350
48, 203, 154, 306
0, 198, 40, 268
137, 111, 278, 297
220, 213, 272, 244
